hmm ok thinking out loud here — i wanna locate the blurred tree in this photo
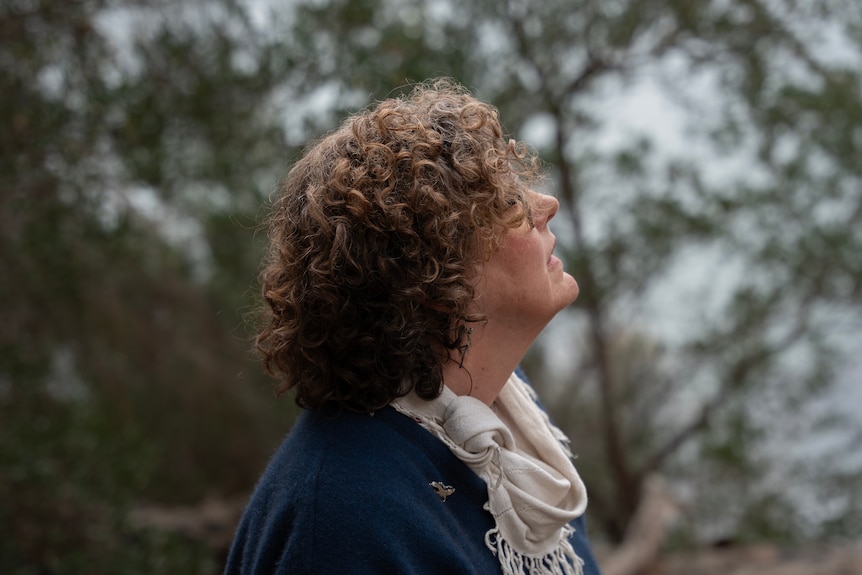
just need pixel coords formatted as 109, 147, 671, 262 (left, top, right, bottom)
272, 0, 862, 546
3, 0, 861, 570
0, 0, 298, 571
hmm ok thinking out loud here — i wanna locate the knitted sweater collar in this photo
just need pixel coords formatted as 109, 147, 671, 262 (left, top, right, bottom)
392, 372, 587, 575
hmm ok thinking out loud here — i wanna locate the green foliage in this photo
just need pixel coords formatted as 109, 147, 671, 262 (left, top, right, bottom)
3, 0, 861, 569
0, 386, 212, 575
1, 0, 294, 571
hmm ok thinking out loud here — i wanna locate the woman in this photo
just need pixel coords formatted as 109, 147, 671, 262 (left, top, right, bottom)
225, 79, 602, 575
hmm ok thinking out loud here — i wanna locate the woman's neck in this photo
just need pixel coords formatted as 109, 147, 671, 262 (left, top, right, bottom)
441, 319, 540, 405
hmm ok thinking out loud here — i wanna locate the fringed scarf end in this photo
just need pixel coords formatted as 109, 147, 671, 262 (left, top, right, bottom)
485, 526, 584, 575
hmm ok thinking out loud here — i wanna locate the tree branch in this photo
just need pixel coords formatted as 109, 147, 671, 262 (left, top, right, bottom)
640, 299, 814, 476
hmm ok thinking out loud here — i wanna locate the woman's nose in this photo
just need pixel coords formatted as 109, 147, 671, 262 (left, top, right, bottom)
530, 192, 559, 228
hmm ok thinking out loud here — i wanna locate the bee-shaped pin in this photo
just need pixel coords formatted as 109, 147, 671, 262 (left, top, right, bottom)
429, 481, 455, 502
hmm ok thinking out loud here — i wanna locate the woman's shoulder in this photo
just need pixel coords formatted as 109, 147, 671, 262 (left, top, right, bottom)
226, 406, 499, 574
281, 406, 478, 484
262, 406, 492, 522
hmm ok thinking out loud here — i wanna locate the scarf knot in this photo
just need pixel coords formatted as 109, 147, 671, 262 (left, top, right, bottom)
393, 373, 587, 575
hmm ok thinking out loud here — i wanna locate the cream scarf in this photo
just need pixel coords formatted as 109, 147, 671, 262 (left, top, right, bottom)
392, 372, 588, 575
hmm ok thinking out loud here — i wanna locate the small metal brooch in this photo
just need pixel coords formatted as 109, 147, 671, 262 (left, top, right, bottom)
429, 481, 455, 502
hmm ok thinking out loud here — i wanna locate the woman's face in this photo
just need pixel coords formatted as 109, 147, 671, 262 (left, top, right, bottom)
473, 190, 579, 334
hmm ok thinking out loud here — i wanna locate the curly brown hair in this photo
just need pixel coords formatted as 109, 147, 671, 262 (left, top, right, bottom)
256, 79, 542, 413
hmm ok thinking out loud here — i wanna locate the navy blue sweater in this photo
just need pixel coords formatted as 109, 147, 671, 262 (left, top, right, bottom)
225, 405, 602, 574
